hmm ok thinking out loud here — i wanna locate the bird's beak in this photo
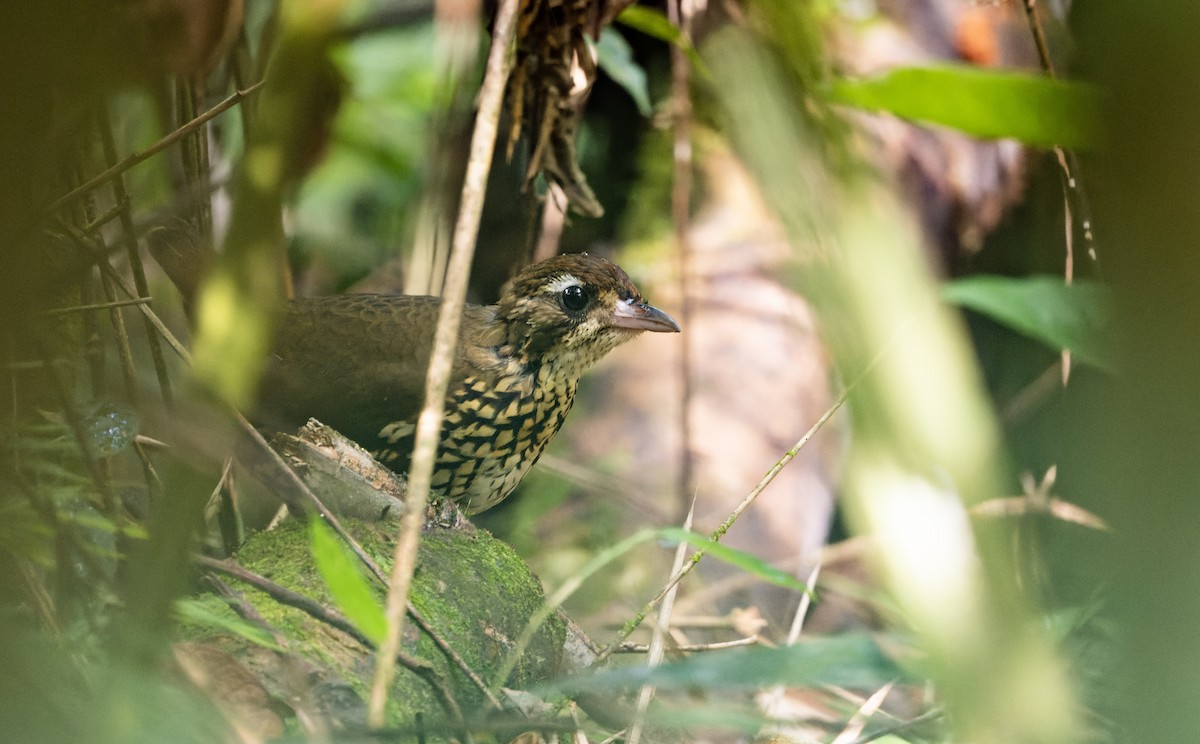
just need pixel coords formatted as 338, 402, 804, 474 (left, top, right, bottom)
611, 298, 681, 333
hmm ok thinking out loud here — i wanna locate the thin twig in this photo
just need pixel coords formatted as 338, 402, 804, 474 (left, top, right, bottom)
198, 554, 372, 644
784, 562, 821, 646
831, 681, 897, 744
201, 574, 288, 647
45, 297, 152, 315
66, 224, 192, 362
97, 108, 174, 404
1020, 0, 1099, 269
80, 197, 130, 235
198, 555, 471, 735
627, 501, 695, 744
844, 706, 944, 744
612, 636, 760, 654
234, 412, 388, 584
596, 385, 850, 666
494, 528, 657, 689
407, 605, 504, 711
46, 82, 264, 214
368, 0, 520, 725
69, 174, 139, 408
670, 0, 696, 522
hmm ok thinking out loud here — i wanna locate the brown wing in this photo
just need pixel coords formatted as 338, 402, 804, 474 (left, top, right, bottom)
255, 294, 498, 454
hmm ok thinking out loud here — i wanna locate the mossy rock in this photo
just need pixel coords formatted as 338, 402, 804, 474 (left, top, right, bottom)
185, 518, 566, 737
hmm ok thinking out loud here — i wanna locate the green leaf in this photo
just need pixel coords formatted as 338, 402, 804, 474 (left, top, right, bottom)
308, 516, 387, 645
175, 598, 283, 651
595, 28, 652, 116
659, 527, 813, 594
942, 276, 1113, 372
829, 65, 1101, 149
617, 6, 708, 78
553, 634, 900, 693
617, 5, 679, 44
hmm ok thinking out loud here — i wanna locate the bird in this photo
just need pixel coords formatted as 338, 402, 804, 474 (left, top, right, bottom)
258, 253, 680, 514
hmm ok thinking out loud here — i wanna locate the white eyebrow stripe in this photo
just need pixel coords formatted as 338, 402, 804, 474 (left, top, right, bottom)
545, 273, 583, 294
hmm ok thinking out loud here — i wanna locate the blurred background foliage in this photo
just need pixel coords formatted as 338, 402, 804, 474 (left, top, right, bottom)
0, 0, 1190, 742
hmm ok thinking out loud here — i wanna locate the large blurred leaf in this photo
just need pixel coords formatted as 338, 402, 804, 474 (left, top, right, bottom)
309, 516, 387, 645
554, 634, 900, 694
942, 276, 1113, 372
830, 65, 1101, 149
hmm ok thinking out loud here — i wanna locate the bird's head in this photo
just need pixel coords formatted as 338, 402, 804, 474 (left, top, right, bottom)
495, 254, 680, 370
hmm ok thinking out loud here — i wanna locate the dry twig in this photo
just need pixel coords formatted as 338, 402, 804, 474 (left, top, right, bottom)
368, 0, 521, 725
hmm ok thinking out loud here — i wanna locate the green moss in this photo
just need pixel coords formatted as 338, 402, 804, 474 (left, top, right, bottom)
184, 519, 566, 737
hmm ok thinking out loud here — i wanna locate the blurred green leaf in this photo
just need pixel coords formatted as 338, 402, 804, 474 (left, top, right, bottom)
309, 516, 387, 645
660, 527, 813, 594
595, 28, 652, 116
554, 634, 900, 693
175, 598, 283, 651
616, 6, 678, 44
63, 510, 148, 540
942, 276, 1114, 372
830, 65, 1101, 149
617, 6, 708, 77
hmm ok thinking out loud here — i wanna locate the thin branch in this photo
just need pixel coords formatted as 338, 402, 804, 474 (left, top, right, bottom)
45, 297, 152, 315
784, 562, 821, 646
831, 681, 897, 744
234, 412, 389, 585
97, 107, 174, 404
198, 556, 471, 735
80, 197, 130, 235
407, 605, 504, 711
1021, 0, 1099, 268
627, 501, 695, 744
201, 574, 288, 648
65, 224, 193, 362
844, 706, 944, 744
368, 0, 520, 726
46, 82, 264, 214
670, 0, 696, 522
494, 528, 657, 690
198, 554, 373, 644
611, 636, 759, 654
597, 384, 850, 666
71, 177, 140, 408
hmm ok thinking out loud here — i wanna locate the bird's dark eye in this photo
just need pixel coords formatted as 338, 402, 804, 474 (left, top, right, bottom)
560, 285, 589, 312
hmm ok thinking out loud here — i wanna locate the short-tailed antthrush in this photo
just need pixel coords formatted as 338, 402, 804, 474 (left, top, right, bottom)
258, 254, 679, 514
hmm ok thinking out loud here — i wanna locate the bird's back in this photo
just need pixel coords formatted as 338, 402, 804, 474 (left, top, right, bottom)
257, 294, 497, 455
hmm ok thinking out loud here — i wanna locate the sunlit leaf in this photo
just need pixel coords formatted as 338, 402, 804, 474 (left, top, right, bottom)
595, 28, 652, 116
617, 5, 708, 77
309, 516, 387, 645
942, 276, 1113, 372
660, 527, 813, 594
830, 65, 1101, 149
